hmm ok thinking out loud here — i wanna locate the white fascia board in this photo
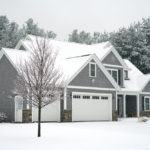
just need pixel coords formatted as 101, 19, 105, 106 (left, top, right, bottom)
101, 46, 129, 70
103, 64, 123, 68
67, 85, 116, 91
117, 90, 139, 95
140, 92, 150, 95
15, 40, 23, 49
67, 54, 120, 91
1, 48, 18, 71
15, 40, 29, 51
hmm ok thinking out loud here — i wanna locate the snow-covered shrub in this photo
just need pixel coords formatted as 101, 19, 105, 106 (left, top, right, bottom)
0, 112, 7, 122
138, 116, 149, 122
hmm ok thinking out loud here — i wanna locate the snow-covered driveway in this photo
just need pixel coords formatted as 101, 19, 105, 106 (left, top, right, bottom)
0, 118, 150, 150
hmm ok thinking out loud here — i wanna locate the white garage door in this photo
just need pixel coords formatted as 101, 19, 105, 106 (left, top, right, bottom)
32, 100, 60, 122
72, 92, 112, 121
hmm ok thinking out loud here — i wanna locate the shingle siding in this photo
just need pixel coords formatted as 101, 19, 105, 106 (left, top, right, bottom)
102, 51, 122, 66
0, 55, 17, 122
69, 61, 114, 89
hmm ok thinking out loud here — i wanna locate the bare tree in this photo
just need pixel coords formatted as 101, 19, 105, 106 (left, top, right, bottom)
16, 37, 63, 137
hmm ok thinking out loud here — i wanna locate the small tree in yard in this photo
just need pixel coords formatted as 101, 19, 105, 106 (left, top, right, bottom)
16, 37, 62, 137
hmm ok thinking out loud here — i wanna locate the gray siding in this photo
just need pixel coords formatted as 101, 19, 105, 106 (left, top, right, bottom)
142, 81, 150, 92
66, 88, 116, 111
102, 51, 122, 66
105, 66, 124, 88
139, 94, 150, 112
69, 61, 114, 89
0, 55, 17, 122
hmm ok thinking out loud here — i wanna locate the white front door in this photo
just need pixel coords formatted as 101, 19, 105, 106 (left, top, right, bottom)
72, 92, 112, 121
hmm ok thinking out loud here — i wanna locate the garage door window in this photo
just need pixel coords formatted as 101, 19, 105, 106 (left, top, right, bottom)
101, 96, 109, 100
83, 96, 90, 99
92, 96, 100, 100
73, 95, 81, 99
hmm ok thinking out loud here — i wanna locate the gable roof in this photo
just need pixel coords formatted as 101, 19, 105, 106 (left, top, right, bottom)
1, 47, 120, 90
15, 35, 129, 69
122, 59, 150, 92
66, 54, 120, 90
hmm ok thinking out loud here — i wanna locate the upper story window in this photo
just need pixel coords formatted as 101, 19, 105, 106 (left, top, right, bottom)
107, 69, 118, 83
144, 97, 150, 111
124, 70, 129, 80
89, 62, 96, 77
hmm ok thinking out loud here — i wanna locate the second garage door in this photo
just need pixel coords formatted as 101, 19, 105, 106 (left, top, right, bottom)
72, 92, 112, 121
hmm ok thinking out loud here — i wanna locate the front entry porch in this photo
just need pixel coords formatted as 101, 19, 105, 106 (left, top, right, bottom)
117, 93, 139, 118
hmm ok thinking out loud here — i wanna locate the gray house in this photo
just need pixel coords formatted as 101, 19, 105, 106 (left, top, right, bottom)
0, 35, 150, 122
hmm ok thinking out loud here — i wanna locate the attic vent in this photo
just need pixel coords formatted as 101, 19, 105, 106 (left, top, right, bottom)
66, 54, 91, 59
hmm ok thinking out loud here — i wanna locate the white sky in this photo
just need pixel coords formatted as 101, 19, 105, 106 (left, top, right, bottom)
0, 0, 150, 40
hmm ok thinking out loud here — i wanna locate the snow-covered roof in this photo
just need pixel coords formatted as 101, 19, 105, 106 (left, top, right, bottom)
122, 59, 150, 92
1, 48, 30, 68
1, 47, 92, 83
16, 35, 116, 61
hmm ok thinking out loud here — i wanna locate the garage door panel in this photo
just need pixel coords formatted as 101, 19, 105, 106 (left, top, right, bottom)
32, 100, 60, 122
72, 92, 112, 121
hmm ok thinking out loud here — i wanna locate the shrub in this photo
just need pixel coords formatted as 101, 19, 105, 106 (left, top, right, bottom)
138, 116, 149, 122
0, 112, 7, 122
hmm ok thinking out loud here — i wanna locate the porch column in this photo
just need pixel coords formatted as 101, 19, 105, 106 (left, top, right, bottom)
137, 95, 140, 117
123, 94, 126, 117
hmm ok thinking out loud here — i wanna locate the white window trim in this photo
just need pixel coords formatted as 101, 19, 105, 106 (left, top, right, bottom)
144, 96, 150, 111
89, 62, 96, 77
107, 68, 118, 84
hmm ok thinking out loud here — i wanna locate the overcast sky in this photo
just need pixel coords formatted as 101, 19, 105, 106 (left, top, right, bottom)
0, 0, 150, 40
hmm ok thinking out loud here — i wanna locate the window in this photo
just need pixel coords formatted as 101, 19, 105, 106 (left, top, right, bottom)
101, 96, 108, 100
92, 96, 100, 100
107, 69, 118, 83
124, 70, 129, 80
144, 97, 150, 111
89, 63, 96, 77
83, 95, 90, 99
73, 95, 81, 99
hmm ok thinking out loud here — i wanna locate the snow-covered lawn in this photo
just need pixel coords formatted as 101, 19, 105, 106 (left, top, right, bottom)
0, 118, 150, 150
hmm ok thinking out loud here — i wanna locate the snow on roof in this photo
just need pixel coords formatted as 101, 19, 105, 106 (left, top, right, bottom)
2, 47, 92, 83
59, 55, 91, 81
122, 59, 150, 91
19, 34, 112, 61
1, 48, 30, 68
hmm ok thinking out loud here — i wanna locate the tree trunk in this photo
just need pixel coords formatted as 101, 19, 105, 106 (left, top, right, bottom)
38, 99, 41, 137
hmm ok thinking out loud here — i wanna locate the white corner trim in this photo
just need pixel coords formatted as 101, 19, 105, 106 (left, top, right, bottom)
64, 87, 67, 110
67, 85, 116, 91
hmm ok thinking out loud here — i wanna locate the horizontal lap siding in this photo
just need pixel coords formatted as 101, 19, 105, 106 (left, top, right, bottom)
0, 55, 17, 122
69, 60, 114, 88
102, 51, 122, 66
